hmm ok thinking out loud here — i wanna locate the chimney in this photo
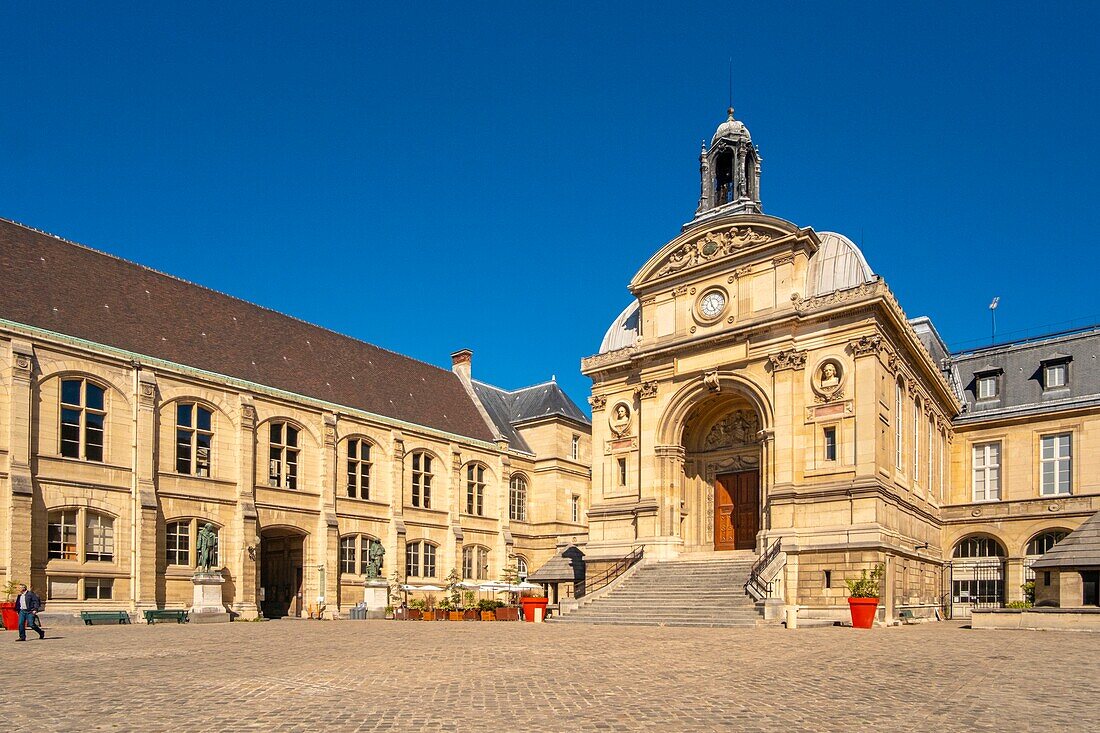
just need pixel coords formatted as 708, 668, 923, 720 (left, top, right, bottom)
450, 349, 473, 382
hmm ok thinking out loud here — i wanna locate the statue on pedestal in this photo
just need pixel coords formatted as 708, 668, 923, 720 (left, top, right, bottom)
197, 523, 218, 572
366, 540, 385, 579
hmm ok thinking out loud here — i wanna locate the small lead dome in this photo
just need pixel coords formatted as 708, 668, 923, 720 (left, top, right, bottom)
599, 300, 640, 354
805, 231, 875, 297
711, 107, 751, 146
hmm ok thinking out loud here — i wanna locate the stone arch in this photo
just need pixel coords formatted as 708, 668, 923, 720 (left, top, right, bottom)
656, 372, 773, 447
37, 362, 133, 410
1022, 527, 1072, 557
158, 391, 238, 432
339, 431, 390, 461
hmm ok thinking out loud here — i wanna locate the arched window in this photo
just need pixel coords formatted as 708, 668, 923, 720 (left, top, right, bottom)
462, 545, 490, 580
60, 378, 106, 462
346, 439, 372, 500
405, 540, 437, 578
913, 398, 921, 485
48, 508, 114, 563
953, 536, 1005, 558
410, 452, 433, 508
268, 421, 300, 489
1027, 531, 1067, 557
340, 534, 381, 575
466, 463, 486, 516
165, 519, 219, 568
509, 475, 528, 522
176, 402, 213, 476
516, 556, 529, 581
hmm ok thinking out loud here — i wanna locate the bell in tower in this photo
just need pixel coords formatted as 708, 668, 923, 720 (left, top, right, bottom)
690, 107, 762, 228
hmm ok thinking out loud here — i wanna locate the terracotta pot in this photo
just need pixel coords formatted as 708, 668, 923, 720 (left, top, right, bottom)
0, 601, 17, 631
480, 610, 495, 621
848, 597, 879, 629
448, 611, 463, 622
520, 597, 549, 622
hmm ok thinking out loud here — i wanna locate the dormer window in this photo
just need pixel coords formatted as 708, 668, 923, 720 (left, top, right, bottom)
973, 368, 1002, 401
1041, 356, 1071, 391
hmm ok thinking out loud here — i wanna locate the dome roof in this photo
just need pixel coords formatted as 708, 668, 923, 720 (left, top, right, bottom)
599, 300, 640, 354
805, 231, 875, 298
711, 108, 751, 145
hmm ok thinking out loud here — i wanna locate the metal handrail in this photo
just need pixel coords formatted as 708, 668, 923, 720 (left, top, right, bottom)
577, 545, 643, 598
745, 538, 782, 599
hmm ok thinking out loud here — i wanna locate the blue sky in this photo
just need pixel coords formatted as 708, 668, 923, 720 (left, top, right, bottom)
3, 2, 1099, 412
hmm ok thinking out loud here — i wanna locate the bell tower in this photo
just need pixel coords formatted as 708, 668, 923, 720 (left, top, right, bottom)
690, 107, 762, 227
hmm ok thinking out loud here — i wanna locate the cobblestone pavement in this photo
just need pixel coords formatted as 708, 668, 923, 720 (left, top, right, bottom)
1, 619, 1097, 732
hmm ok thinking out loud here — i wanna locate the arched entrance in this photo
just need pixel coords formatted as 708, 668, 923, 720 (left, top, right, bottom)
678, 391, 765, 553
260, 527, 307, 618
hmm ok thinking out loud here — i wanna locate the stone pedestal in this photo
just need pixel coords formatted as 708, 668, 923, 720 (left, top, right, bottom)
190, 571, 230, 624
363, 579, 389, 619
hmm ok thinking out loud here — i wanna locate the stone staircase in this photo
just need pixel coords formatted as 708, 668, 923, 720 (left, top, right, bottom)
552, 552, 763, 628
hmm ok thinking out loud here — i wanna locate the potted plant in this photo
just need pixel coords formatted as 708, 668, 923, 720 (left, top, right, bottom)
1, 580, 20, 631
846, 563, 884, 629
407, 598, 426, 621
384, 605, 395, 620
519, 586, 549, 622
443, 569, 463, 621
438, 595, 459, 620
462, 591, 479, 621
421, 594, 437, 621
477, 598, 498, 621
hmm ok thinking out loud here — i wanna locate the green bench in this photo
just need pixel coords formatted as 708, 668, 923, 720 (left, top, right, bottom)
80, 611, 131, 625
898, 609, 915, 624
143, 609, 189, 624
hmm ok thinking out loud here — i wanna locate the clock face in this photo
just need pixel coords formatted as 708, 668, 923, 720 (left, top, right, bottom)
700, 291, 726, 319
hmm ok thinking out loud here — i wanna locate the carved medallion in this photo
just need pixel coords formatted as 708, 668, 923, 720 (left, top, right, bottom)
811, 358, 845, 403
608, 401, 633, 437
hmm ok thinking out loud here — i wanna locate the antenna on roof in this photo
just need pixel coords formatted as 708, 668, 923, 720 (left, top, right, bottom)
989, 297, 1000, 344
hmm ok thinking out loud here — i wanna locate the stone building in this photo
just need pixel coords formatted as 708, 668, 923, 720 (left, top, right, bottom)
0, 219, 590, 619
578, 107, 1098, 623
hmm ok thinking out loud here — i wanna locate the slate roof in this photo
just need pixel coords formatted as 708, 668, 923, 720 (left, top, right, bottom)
0, 218, 495, 443
528, 545, 586, 583
1032, 511, 1100, 569
471, 379, 590, 454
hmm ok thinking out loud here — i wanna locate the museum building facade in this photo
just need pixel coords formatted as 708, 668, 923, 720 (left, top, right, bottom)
581, 107, 1100, 620
0, 219, 590, 618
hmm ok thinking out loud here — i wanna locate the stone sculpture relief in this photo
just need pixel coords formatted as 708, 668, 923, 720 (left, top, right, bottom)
609, 402, 632, 437
702, 410, 760, 451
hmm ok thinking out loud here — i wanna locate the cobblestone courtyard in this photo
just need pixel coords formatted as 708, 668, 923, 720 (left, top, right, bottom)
2, 619, 1097, 732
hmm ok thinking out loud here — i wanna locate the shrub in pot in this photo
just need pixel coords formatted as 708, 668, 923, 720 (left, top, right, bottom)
1, 580, 23, 631
846, 563, 884, 629
408, 598, 426, 621
477, 598, 499, 621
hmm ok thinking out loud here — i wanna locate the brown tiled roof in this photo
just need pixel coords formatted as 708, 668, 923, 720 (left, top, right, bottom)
0, 218, 495, 442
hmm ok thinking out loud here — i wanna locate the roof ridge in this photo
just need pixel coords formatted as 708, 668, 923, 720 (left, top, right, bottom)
0, 216, 460, 379
471, 378, 559, 394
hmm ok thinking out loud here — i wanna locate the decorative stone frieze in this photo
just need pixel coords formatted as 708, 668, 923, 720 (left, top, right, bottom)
654, 226, 776, 279
768, 349, 807, 371
849, 334, 884, 356
588, 394, 607, 410
635, 381, 659, 399
772, 253, 794, 267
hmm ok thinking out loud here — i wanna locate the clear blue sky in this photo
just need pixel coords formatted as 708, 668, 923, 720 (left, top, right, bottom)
4, 2, 1099, 412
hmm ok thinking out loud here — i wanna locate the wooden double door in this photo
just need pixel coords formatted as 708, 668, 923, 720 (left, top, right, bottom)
714, 471, 759, 551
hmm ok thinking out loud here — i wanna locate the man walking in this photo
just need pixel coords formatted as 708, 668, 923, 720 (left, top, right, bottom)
13, 584, 44, 641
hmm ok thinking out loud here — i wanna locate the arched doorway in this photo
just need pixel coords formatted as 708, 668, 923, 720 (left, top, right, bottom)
260, 527, 307, 618
679, 392, 764, 552
950, 535, 1006, 617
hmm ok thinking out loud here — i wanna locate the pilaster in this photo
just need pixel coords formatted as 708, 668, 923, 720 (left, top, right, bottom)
5, 339, 35, 585
233, 397, 259, 618
132, 368, 159, 613
318, 413, 339, 617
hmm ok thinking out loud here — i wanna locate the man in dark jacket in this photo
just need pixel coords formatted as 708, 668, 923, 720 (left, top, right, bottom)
13, 584, 44, 641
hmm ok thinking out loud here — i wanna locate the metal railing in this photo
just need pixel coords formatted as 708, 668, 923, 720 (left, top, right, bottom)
745, 538, 782, 600
576, 545, 643, 598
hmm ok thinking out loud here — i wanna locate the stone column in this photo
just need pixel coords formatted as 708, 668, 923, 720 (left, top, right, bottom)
768, 349, 807, 489
5, 340, 35, 586
391, 433, 406, 583
132, 369, 160, 614
233, 398, 259, 619
654, 445, 685, 539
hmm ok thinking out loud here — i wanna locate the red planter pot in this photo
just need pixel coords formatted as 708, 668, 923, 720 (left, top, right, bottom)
848, 597, 879, 629
520, 597, 549, 622
0, 601, 17, 631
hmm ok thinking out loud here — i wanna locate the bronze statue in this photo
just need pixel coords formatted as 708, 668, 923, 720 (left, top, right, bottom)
197, 522, 218, 572
366, 539, 385, 579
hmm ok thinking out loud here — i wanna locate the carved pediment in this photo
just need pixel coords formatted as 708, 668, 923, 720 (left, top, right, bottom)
654, 226, 777, 280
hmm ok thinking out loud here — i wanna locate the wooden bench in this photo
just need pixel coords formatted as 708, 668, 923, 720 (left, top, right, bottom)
80, 611, 131, 625
143, 609, 188, 624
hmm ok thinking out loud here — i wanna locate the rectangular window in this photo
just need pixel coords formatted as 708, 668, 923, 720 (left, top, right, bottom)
47, 576, 79, 601
1040, 433, 1072, 496
84, 578, 113, 600
422, 543, 436, 578
405, 543, 420, 578
360, 536, 373, 575
166, 521, 191, 566
462, 547, 474, 580
571, 495, 580, 523
895, 382, 904, 469
824, 570, 832, 588
340, 537, 356, 574
1043, 571, 1051, 587
571, 435, 580, 461
48, 510, 78, 560
1044, 362, 1068, 389
618, 458, 627, 486
972, 442, 1001, 502
85, 513, 114, 562
928, 418, 935, 495
976, 375, 998, 399
823, 426, 837, 462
